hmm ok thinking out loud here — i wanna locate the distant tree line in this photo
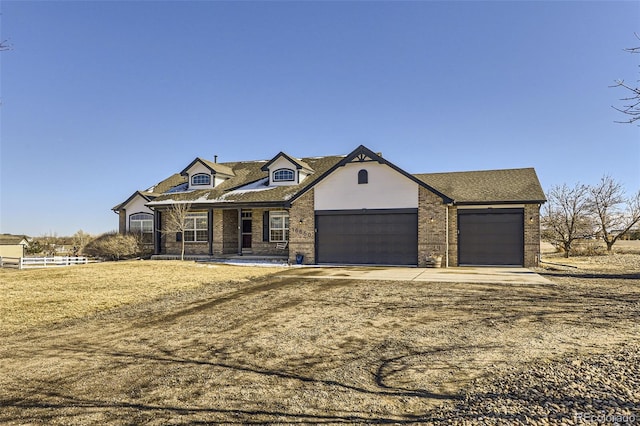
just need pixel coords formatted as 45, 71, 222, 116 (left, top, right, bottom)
542, 175, 640, 257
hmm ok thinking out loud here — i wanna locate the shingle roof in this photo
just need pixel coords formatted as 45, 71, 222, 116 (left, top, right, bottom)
415, 168, 546, 204
121, 148, 545, 209
260, 152, 314, 173
0, 234, 29, 245
146, 173, 187, 195
180, 158, 235, 177
148, 155, 345, 206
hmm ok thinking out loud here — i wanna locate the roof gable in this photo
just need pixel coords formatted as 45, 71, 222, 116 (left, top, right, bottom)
0, 234, 29, 245
180, 158, 235, 177
288, 145, 453, 205
112, 191, 154, 212
260, 152, 314, 173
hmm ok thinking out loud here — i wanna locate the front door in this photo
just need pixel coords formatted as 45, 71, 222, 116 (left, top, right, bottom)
241, 211, 252, 253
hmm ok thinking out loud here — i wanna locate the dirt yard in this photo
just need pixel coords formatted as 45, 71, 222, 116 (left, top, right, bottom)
0, 258, 638, 424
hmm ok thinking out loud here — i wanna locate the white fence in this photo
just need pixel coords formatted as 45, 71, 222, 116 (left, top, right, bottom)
0, 256, 89, 270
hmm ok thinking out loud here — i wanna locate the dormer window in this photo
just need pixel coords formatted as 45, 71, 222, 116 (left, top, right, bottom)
191, 173, 211, 186
273, 168, 295, 182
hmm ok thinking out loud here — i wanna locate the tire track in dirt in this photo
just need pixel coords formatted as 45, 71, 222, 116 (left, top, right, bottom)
137, 275, 342, 328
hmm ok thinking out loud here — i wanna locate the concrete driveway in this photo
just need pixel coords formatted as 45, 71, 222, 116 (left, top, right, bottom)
277, 266, 553, 285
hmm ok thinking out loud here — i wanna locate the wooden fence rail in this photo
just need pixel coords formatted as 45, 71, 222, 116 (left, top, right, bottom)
0, 256, 89, 270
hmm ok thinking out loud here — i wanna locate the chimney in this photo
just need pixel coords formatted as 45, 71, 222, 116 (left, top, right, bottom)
214, 155, 218, 163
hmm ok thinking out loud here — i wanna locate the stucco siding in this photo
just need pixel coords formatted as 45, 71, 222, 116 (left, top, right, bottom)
314, 162, 418, 211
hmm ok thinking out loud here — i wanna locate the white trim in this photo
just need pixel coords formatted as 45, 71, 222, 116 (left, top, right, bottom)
191, 173, 211, 186
269, 210, 289, 242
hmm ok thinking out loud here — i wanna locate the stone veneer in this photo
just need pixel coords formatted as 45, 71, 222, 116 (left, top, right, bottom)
418, 186, 448, 267
156, 198, 541, 267
524, 203, 541, 267
447, 206, 458, 267
288, 189, 316, 264
161, 209, 210, 256
118, 211, 126, 235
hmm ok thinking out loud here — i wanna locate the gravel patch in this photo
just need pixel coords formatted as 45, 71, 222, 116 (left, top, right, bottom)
429, 343, 640, 425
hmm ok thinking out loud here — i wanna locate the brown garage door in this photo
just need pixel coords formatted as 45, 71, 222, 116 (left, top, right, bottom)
316, 209, 418, 265
458, 208, 524, 266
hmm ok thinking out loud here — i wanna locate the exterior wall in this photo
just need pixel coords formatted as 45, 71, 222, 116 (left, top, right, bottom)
160, 208, 210, 256
0, 245, 25, 258
447, 206, 459, 267
289, 189, 315, 264
212, 210, 224, 255
314, 162, 418, 211
524, 203, 542, 267
249, 208, 290, 256
417, 187, 447, 267
119, 211, 126, 235
222, 209, 239, 254
121, 195, 154, 233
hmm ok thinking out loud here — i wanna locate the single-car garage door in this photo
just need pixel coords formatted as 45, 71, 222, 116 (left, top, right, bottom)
458, 208, 524, 266
316, 209, 418, 265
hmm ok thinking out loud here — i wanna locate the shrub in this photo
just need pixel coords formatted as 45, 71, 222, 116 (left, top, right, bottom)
83, 232, 141, 261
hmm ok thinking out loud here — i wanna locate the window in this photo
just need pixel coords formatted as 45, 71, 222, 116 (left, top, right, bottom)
269, 211, 289, 242
358, 169, 368, 184
191, 173, 211, 186
184, 212, 208, 242
130, 213, 153, 244
273, 168, 295, 182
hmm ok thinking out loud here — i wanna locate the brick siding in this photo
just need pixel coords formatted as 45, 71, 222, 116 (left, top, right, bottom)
418, 187, 448, 267
524, 203, 541, 267
289, 189, 315, 264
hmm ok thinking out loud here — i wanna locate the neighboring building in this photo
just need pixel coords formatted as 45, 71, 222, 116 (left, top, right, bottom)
0, 234, 29, 258
113, 145, 546, 267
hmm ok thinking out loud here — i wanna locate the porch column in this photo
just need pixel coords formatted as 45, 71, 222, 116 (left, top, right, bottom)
237, 208, 242, 255
208, 208, 214, 256
154, 210, 162, 255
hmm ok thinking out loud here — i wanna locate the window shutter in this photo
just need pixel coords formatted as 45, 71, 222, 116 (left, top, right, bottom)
263, 211, 269, 241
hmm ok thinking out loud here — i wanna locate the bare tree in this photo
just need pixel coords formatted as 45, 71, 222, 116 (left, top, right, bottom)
72, 229, 93, 256
542, 183, 593, 257
611, 34, 640, 124
588, 176, 640, 252
161, 202, 192, 261
0, 40, 10, 51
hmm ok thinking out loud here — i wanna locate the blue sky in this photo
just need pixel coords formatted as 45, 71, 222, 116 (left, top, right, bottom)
1, 1, 638, 237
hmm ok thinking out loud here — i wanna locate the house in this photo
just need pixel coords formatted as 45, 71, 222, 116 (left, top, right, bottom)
0, 234, 30, 258
113, 145, 546, 267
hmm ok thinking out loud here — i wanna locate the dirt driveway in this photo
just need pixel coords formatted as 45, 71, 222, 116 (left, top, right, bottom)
1, 267, 638, 424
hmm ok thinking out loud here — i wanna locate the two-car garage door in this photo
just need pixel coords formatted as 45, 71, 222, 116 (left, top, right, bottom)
316, 209, 418, 265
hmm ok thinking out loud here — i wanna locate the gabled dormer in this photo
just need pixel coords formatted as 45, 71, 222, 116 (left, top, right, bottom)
260, 152, 314, 186
180, 158, 235, 191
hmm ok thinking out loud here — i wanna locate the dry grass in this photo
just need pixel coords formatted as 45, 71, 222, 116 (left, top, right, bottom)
0, 258, 638, 424
0, 261, 283, 335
